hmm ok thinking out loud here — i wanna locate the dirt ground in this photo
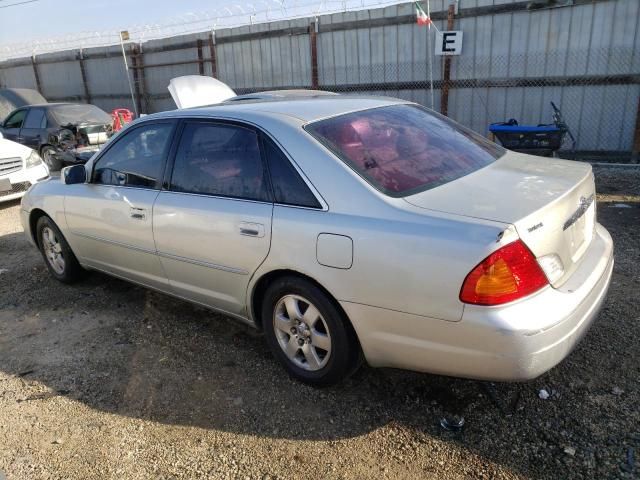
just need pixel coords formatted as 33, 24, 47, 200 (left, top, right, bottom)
0, 165, 638, 480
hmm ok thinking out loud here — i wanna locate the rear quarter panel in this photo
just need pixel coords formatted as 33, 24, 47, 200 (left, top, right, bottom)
245, 112, 514, 323
253, 203, 511, 323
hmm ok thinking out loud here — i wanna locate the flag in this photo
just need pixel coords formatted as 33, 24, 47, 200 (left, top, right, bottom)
415, 2, 431, 26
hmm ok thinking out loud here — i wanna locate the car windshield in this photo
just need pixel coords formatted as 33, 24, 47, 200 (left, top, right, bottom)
51, 104, 112, 125
306, 104, 505, 197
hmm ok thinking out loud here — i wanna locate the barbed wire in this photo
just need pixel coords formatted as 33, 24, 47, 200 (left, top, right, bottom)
0, 0, 412, 60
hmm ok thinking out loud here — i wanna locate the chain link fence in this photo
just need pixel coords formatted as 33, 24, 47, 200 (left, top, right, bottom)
1, 10, 639, 158
314, 46, 640, 155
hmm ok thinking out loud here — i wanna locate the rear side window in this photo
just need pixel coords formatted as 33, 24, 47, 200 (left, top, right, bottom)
263, 137, 321, 208
306, 104, 505, 197
93, 122, 174, 188
23, 108, 46, 129
170, 122, 270, 202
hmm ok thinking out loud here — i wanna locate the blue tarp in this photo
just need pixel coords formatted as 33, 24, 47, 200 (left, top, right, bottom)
489, 124, 561, 133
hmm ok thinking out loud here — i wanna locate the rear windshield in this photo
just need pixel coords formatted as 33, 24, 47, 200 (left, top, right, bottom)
51, 104, 112, 126
306, 104, 505, 197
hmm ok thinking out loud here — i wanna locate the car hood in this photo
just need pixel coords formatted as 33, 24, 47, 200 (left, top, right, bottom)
0, 137, 30, 159
404, 151, 596, 287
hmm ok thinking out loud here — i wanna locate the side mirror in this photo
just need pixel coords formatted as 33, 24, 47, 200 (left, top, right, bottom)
62, 164, 87, 185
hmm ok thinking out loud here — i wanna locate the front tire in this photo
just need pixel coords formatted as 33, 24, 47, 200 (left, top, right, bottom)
262, 276, 361, 386
36, 216, 85, 283
41, 146, 62, 171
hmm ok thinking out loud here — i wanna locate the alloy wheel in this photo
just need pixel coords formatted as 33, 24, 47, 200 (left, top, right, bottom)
273, 294, 332, 371
41, 226, 65, 274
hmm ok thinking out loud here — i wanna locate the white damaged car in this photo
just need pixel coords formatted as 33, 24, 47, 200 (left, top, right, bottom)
0, 132, 49, 202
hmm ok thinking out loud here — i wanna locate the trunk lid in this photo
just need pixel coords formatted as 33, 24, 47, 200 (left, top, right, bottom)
404, 152, 596, 287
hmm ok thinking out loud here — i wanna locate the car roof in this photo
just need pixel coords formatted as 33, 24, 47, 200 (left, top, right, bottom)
15, 103, 84, 109
226, 90, 339, 102
151, 95, 408, 124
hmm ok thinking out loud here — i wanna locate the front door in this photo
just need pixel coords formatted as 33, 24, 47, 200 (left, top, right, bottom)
64, 120, 177, 290
2, 108, 27, 143
20, 107, 46, 150
153, 120, 273, 317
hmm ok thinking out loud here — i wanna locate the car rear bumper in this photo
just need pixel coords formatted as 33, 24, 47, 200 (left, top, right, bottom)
341, 223, 614, 381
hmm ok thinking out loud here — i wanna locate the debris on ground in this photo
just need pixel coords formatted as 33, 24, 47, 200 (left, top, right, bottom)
440, 415, 465, 432
538, 389, 550, 400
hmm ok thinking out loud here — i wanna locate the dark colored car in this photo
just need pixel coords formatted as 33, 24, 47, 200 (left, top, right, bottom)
0, 103, 113, 171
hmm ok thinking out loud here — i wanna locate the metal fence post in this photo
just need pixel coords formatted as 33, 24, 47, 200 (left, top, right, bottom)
309, 20, 319, 90
196, 39, 205, 75
130, 44, 144, 115
208, 31, 217, 78
31, 54, 42, 95
632, 97, 640, 163
78, 48, 91, 104
440, 4, 455, 116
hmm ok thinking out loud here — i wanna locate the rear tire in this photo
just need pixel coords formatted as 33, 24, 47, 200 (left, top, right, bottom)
262, 276, 361, 386
36, 216, 85, 283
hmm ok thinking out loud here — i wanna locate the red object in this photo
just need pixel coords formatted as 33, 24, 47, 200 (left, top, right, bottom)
459, 240, 549, 306
111, 108, 134, 132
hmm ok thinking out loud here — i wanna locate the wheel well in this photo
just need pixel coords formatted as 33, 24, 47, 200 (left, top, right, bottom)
39, 144, 54, 155
29, 208, 48, 246
251, 269, 356, 338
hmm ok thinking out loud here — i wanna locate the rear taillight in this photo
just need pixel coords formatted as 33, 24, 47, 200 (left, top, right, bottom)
460, 240, 548, 306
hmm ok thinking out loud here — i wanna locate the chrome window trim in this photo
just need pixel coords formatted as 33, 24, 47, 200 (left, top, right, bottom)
99, 113, 329, 211
84, 183, 160, 193
158, 188, 273, 206
160, 114, 329, 212
89, 119, 179, 190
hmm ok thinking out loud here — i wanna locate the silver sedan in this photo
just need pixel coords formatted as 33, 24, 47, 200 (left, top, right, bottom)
20, 95, 613, 386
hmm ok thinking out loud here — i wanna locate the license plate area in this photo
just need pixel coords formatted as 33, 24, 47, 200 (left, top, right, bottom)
0, 178, 11, 192
567, 202, 595, 262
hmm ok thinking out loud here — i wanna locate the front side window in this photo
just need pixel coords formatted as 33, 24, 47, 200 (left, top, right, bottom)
23, 108, 45, 129
4, 109, 26, 129
170, 122, 270, 202
306, 104, 505, 197
93, 122, 174, 188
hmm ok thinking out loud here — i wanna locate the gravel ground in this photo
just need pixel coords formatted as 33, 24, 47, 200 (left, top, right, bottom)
0, 165, 638, 480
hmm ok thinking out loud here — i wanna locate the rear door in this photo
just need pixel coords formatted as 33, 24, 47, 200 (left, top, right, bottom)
64, 120, 177, 290
153, 119, 273, 317
20, 107, 46, 150
2, 108, 27, 143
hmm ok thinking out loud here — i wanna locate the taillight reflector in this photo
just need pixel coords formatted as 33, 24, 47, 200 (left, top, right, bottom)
460, 240, 548, 306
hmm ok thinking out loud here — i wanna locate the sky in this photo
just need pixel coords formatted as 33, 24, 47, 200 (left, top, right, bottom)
0, 0, 400, 57
0, 0, 237, 43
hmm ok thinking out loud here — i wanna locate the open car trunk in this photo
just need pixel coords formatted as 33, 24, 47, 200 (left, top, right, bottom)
404, 152, 596, 287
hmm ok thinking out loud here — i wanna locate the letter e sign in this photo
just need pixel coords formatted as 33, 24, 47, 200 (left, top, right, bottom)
435, 31, 463, 56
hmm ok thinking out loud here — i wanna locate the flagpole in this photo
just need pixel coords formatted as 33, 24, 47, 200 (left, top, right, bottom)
426, 0, 434, 110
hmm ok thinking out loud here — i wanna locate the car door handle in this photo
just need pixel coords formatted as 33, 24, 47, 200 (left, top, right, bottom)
238, 222, 264, 238
130, 207, 147, 220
